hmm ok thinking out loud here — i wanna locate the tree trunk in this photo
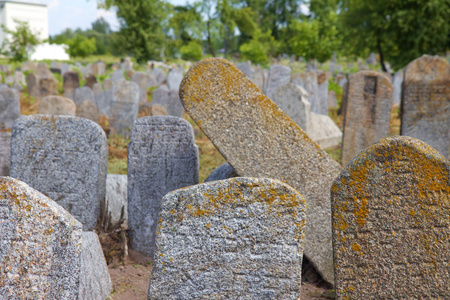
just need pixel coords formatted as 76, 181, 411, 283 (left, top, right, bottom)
207, 20, 216, 57
377, 35, 387, 72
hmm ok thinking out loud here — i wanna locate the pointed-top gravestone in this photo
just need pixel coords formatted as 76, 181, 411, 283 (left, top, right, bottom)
400, 55, 450, 158
180, 57, 342, 284
331, 136, 450, 298
148, 177, 307, 299
0, 176, 82, 299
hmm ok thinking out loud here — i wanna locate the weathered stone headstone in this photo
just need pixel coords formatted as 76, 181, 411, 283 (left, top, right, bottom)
252, 67, 266, 91
150, 104, 168, 116
292, 71, 320, 114
91, 61, 106, 76
0, 130, 11, 176
392, 70, 403, 106
26, 72, 40, 97
335, 74, 347, 88
0, 176, 82, 299
341, 70, 393, 166
85, 74, 97, 88
63, 71, 80, 100
109, 79, 140, 136
60, 63, 70, 76
77, 100, 100, 123
131, 72, 152, 104
204, 162, 237, 182
39, 77, 58, 97
308, 112, 342, 149
103, 78, 112, 91
317, 71, 329, 115
0, 86, 20, 129
328, 90, 338, 109
23, 61, 37, 72
110, 70, 124, 82
264, 64, 291, 99
152, 85, 184, 117
39, 95, 76, 116
167, 67, 184, 90
95, 90, 112, 116
120, 57, 133, 72
37, 62, 49, 77
331, 136, 450, 298
74, 86, 95, 107
79, 231, 112, 300
180, 58, 342, 283
400, 55, 449, 158
151, 68, 166, 86
148, 177, 307, 299
128, 116, 199, 257
105, 174, 128, 224
366, 52, 377, 65
236, 61, 253, 79
10, 115, 108, 230
92, 82, 102, 95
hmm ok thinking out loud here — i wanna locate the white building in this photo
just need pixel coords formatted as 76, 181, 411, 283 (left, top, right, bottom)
0, 1, 48, 47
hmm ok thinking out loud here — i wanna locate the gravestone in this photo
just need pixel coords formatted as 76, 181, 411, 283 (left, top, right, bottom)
0, 86, 20, 129
252, 67, 266, 91
13, 71, 25, 86
128, 116, 199, 257
336, 74, 347, 88
92, 82, 102, 95
91, 61, 106, 76
204, 162, 237, 182
148, 177, 307, 299
37, 62, 49, 77
74, 86, 95, 107
392, 70, 403, 106
152, 85, 184, 117
85, 74, 97, 88
341, 70, 393, 166
77, 100, 100, 123
105, 174, 128, 224
236, 61, 253, 79
23, 61, 37, 72
109, 79, 140, 136
0, 130, 11, 176
0, 176, 82, 299
167, 67, 184, 90
26, 72, 40, 97
131, 72, 151, 104
39, 77, 58, 97
150, 104, 168, 116
264, 64, 291, 99
151, 68, 166, 85
95, 90, 112, 116
39, 95, 76, 116
292, 71, 320, 114
121, 57, 133, 72
401, 55, 449, 158
9, 115, 108, 230
103, 78, 112, 90
180, 58, 342, 283
317, 71, 329, 115
63, 71, 80, 100
366, 52, 377, 65
60, 63, 70, 76
110, 70, 124, 82
331, 136, 450, 298
308, 112, 342, 149
328, 90, 338, 109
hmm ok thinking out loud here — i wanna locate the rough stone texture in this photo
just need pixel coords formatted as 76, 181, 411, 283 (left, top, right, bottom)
39, 77, 58, 97
110, 70, 124, 82
292, 71, 320, 114
309, 113, 343, 149
39, 95, 76, 116
79, 231, 112, 300
74, 86, 95, 108
148, 177, 307, 299
264, 64, 291, 99
331, 136, 450, 298
92, 82, 102, 95
26, 72, 40, 97
128, 116, 199, 257
0, 176, 82, 299
0, 86, 20, 129
167, 67, 184, 90
252, 67, 266, 91
85, 74, 97, 88
9, 115, 108, 230
131, 71, 151, 104
317, 71, 329, 115
152, 85, 184, 117
63, 71, 80, 100
95, 90, 112, 116
37, 62, 49, 78
105, 174, 128, 224
204, 162, 237, 182
151, 68, 166, 86
236, 62, 253, 79
392, 70, 403, 106
103, 78, 112, 91
110, 79, 140, 136
180, 58, 342, 283
60, 63, 70, 76
341, 71, 393, 166
0, 131, 11, 176
91, 61, 106, 76
77, 100, 100, 123
400, 55, 450, 158
271, 82, 311, 133
328, 90, 338, 109
150, 104, 168, 116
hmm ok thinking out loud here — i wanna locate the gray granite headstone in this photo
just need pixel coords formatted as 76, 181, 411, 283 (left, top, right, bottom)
152, 85, 184, 117
236, 61, 254, 79
128, 116, 199, 257
74, 86, 95, 107
109, 79, 140, 136
63, 71, 80, 100
110, 70, 124, 82
148, 177, 307, 299
264, 64, 291, 99
204, 162, 237, 182
0, 131, 11, 176
103, 78, 112, 91
328, 90, 338, 109
131, 72, 152, 104
392, 70, 403, 106
0, 176, 82, 299
151, 68, 166, 85
0, 86, 20, 130
105, 174, 128, 224
252, 67, 266, 91
9, 115, 108, 230
292, 71, 320, 114
95, 90, 112, 116
167, 67, 184, 90
60, 63, 70, 76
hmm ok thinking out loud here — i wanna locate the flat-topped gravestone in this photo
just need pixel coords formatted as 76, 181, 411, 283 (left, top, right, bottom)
39, 95, 76, 116
331, 136, 450, 298
180, 58, 342, 284
264, 64, 291, 99
9, 115, 108, 230
401, 55, 450, 158
63, 71, 80, 100
0, 131, 11, 176
341, 70, 393, 166
128, 116, 199, 257
0, 176, 82, 299
110, 79, 139, 136
0, 86, 20, 129
148, 177, 307, 299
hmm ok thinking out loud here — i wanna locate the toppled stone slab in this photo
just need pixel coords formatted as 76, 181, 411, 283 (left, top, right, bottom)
309, 112, 342, 149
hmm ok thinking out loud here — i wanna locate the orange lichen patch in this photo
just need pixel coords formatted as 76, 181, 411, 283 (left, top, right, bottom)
352, 243, 361, 252
205, 222, 211, 228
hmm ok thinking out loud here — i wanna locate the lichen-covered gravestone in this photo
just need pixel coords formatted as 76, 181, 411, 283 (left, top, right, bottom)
109, 79, 140, 136
401, 55, 450, 158
9, 115, 108, 230
180, 58, 342, 284
0, 176, 82, 299
341, 70, 393, 166
331, 136, 450, 298
148, 177, 307, 299
0, 131, 11, 176
128, 116, 199, 257
0, 86, 20, 130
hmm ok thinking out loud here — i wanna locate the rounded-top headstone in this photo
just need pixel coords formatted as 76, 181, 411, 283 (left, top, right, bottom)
39, 95, 76, 116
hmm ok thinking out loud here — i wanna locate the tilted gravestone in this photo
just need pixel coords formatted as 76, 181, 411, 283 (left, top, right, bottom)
0, 86, 20, 129
63, 71, 80, 100
180, 58, 342, 283
0, 176, 82, 299
109, 79, 140, 136
400, 55, 449, 158
341, 70, 393, 166
148, 177, 307, 299
331, 136, 450, 298
39, 95, 76, 116
9, 115, 108, 230
74, 86, 95, 107
152, 85, 184, 117
128, 116, 199, 257
0, 130, 11, 176
264, 64, 291, 99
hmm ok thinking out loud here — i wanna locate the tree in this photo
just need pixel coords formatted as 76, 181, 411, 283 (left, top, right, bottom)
239, 28, 277, 65
66, 34, 97, 58
1, 20, 40, 62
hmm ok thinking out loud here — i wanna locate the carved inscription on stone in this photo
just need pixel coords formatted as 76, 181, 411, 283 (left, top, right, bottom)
148, 177, 307, 299
9, 115, 108, 230
332, 136, 450, 298
128, 116, 199, 257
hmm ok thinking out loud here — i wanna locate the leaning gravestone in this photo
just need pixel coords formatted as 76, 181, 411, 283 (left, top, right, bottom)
148, 177, 307, 299
63, 71, 80, 100
0, 176, 82, 299
0, 130, 11, 176
74, 86, 95, 107
341, 70, 393, 166
264, 64, 291, 99
0, 86, 20, 129
39, 95, 76, 116
331, 136, 450, 298
128, 116, 199, 258
180, 58, 342, 284
9, 115, 108, 230
109, 79, 140, 136
401, 55, 450, 158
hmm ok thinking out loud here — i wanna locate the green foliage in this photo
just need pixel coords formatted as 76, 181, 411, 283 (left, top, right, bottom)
180, 41, 203, 61
66, 34, 97, 58
1, 20, 41, 62
328, 78, 343, 106
239, 29, 277, 65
